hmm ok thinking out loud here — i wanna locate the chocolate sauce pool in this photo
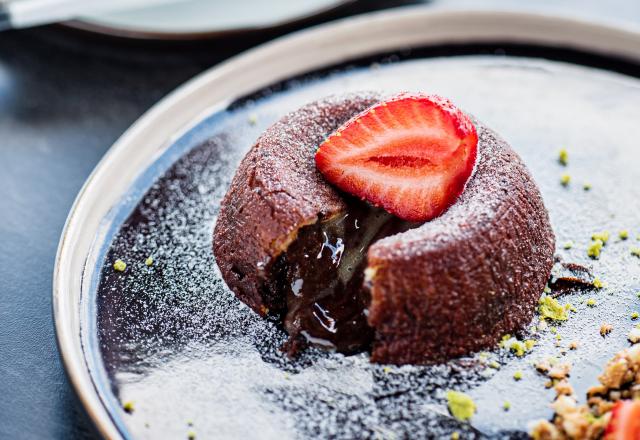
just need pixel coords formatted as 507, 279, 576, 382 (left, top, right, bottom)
93, 56, 640, 439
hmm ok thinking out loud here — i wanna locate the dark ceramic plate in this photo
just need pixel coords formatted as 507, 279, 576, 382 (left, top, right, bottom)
53, 9, 640, 439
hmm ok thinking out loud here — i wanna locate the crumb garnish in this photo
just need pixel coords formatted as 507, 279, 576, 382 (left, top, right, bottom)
599, 323, 613, 337
113, 259, 126, 272
591, 231, 610, 244
587, 240, 604, 259
560, 174, 571, 187
558, 149, 568, 166
145, 256, 154, 266
446, 390, 476, 422
539, 296, 568, 321
123, 400, 134, 413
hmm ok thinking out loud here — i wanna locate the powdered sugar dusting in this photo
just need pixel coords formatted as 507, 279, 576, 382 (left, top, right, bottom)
95, 56, 640, 439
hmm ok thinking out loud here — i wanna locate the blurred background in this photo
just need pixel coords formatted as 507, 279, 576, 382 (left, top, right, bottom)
0, 0, 638, 439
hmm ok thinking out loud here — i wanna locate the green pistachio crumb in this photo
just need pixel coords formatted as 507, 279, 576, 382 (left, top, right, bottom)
489, 360, 501, 369
555, 334, 562, 341
560, 174, 571, 186
539, 296, 568, 321
383, 366, 392, 374
113, 259, 126, 272
145, 256, 153, 266
632, 312, 639, 320
550, 326, 558, 334
187, 430, 196, 440
563, 241, 573, 250
593, 278, 605, 289
525, 339, 537, 351
586, 298, 596, 307
510, 341, 526, 357
451, 431, 460, 440
591, 231, 610, 244
583, 183, 592, 191
587, 240, 604, 259
513, 370, 523, 381
247, 114, 258, 125
558, 149, 569, 166
631, 247, 640, 258
446, 390, 476, 421
503, 401, 511, 411
123, 401, 134, 413
620, 230, 629, 240
543, 286, 551, 294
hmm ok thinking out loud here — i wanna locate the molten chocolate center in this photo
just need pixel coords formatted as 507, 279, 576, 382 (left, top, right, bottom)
279, 197, 417, 354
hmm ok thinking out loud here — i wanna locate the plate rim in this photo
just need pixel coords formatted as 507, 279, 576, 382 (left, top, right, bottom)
53, 7, 640, 439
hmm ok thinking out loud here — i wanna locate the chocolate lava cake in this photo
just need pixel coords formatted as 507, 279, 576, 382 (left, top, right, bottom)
213, 92, 555, 365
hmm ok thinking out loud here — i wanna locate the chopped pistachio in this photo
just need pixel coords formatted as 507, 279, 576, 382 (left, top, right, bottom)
478, 352, 489, 361
123, 400, 134, 413
560, 174, 571, 186
187, 430, 196, 440
563, 241, 573, 250
113, 259, 126, 272
513, 370, 523, 381
550, 327, 558, 334
451, 431, 460, 440
145, 256, 153, 266
539, 296, 568, 321
620, 230, 629, 240
489, 360, 500, 369
558, 149, 568, 166
383, 366, 392, 374
591, 231, 610, 244
631, 247, 640, 258
247, 114, 258, 125
503, 401, 511, 411
587, 240, 604, 259
525, 339, 537, 351
632, 312, 639, 320
593, 278, 605, 289
543, 286, 551, 294
586, 298, 596, 307
446, 390, 476, 421
510, 341, 526, 357
583, 183, 592, 191
555, 334, 562, 341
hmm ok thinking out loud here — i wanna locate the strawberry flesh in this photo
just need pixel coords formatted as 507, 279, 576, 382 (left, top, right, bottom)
606, 400, 640, 440
315, 93, 478, 222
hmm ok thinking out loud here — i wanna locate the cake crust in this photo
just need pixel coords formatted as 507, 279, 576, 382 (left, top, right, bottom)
213, 93, 555, 364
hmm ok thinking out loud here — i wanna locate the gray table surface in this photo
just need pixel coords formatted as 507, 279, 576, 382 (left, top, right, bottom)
0, 1, 637, 439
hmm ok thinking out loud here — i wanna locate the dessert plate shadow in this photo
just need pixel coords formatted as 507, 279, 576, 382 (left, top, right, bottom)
53, 8, 640, 439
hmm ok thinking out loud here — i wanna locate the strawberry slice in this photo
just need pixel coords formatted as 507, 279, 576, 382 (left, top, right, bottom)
606, 400, 640, 440
315, 93, 478, 222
